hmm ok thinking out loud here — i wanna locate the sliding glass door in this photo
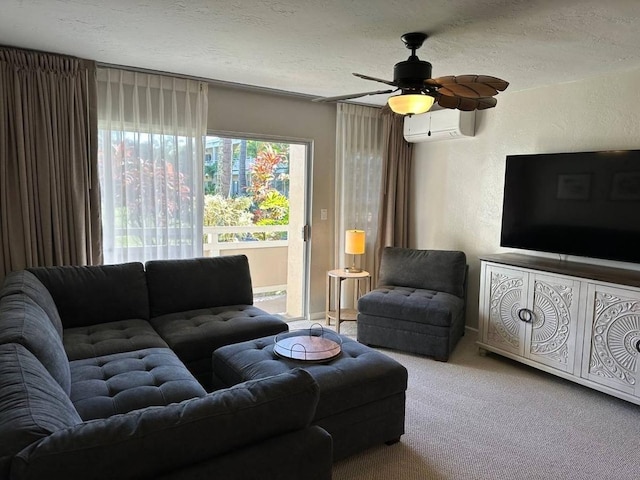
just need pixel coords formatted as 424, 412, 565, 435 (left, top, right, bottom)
202, 135, 310, 320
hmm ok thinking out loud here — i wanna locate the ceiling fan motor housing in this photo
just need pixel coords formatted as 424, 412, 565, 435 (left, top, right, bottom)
393, 58, 432, 92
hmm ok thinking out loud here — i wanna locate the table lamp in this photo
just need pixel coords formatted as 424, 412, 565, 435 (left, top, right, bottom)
345, 229, 365, 273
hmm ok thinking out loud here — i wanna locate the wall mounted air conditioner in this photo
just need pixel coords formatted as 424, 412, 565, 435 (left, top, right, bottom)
403, 109, 475, 142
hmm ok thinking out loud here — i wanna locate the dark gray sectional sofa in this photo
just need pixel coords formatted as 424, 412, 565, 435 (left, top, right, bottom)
0, 256, 332, 480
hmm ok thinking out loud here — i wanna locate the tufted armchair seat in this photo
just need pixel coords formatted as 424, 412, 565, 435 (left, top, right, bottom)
357, 247, 467, 361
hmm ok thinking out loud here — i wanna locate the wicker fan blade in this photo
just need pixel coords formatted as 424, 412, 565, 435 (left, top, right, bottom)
437, 95, 497, 111
437, 83, 499, 98
312, 89, 396, 103
353, 73, 397, 86
427, 75, 509, 98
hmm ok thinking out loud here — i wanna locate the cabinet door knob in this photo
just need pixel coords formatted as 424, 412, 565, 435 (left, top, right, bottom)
517, 308, 533, 323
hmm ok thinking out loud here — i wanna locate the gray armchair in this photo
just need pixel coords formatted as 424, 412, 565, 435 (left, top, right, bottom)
357, 248, 467, 361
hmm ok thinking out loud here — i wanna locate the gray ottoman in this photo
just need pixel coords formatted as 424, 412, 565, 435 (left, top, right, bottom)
212, 335, 408, 461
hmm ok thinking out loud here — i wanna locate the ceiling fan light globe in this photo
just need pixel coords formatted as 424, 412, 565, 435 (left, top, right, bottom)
388, 94, 434, 116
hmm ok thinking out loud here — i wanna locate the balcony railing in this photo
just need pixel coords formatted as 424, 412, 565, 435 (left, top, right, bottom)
203, 225, 289, 256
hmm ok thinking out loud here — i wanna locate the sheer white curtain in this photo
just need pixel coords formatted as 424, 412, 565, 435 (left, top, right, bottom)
335, 103, 384, 277
97, 68, 208, 264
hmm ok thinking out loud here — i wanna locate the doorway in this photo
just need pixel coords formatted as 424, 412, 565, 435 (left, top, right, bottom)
202, 135, 310, 320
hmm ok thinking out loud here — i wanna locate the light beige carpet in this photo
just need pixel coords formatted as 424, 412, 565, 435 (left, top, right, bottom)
287, 319, 640, 480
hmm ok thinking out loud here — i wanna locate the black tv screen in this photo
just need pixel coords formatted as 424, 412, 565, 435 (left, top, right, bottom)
500, 149, 640, 264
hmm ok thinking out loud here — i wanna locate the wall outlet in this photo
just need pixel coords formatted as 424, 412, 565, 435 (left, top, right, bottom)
320, 209, 328, 221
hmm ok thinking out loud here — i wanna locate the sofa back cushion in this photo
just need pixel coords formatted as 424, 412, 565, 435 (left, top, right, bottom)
0, 343, 81, 477
0, 294, 71, 394
146, 256, 254, 318
379, 247, 467, 298
0, 270, 63, 338
28, 263, 149, 328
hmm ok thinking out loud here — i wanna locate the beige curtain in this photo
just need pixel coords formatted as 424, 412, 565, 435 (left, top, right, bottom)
374, 106, 413, 279
0, 48, 101, 283
334, 103, 384, 275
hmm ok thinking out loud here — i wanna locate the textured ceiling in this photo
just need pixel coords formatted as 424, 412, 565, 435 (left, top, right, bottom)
2, 0, 640, 106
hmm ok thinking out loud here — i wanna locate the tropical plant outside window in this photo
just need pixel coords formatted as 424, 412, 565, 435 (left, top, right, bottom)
99, 132, 194, 233
203, 137, 290, 242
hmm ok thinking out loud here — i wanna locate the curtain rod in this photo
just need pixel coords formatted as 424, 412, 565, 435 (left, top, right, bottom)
96, 61, 382, 109
96, 61, 316, 99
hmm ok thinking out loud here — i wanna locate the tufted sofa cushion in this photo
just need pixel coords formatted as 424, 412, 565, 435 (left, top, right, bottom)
0, 294, 71, 394
69, 347, 207, 420
0, 270, 63, 337
145, 255, 255, 317
378, 247, 467, 298
63, 319, 169, 361
213, 335, 407, 421
357, 286, 464, 327
0, 343, 81, 477
150, 305, 288, 385
28, 262, 150, 328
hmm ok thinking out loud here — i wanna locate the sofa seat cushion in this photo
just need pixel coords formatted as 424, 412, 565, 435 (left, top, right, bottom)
150, 305, 288, 365
357, 286, 464, 327
69, 347, 206, 421
0, 294, 71, 394
0, 344, 81, 477
63, 319, 169, 361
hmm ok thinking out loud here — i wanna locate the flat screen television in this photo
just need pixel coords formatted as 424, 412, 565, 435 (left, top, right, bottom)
500, 149, 640, 264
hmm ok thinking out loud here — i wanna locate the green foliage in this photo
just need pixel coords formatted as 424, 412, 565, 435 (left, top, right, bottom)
254, 191, 289, 240
202, 139, 291, 241
203, 194, 253, 242
203, 195, 252, 226
256, 191, 289, 225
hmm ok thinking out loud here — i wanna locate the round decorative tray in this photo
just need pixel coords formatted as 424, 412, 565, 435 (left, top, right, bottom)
274, 324, 342, 362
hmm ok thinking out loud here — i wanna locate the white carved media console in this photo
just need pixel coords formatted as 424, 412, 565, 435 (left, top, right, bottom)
478, 253, 640, 406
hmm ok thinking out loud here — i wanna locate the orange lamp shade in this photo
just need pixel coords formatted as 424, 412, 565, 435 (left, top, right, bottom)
345, 229, 366, 255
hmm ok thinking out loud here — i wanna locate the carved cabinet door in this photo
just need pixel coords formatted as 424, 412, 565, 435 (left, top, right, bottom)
524, 273, 581, 373
482, 265, 530, 357
481, 264, 581, 373
581, 284, 640, 396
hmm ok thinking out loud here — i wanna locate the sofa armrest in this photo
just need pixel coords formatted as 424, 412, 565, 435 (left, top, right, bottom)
12, 369, 320, 480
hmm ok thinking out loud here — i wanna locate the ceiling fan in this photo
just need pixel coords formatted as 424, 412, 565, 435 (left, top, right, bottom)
313, 32, 509, 116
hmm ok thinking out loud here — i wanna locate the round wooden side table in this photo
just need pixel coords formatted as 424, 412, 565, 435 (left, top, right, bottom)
325, 268, 371, 333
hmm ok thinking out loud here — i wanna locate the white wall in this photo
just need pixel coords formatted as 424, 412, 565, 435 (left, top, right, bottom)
207, 85, 336, 317
410, 68, 640, 329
